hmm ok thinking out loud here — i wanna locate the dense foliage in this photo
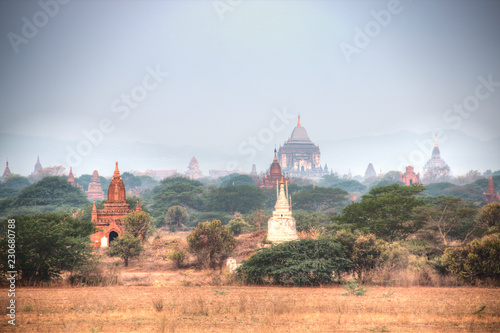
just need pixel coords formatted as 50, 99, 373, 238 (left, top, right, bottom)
332, 184, 425, 242
442, 234, 500, 283
292, 187, 349, 213
0, 213, 95, 284
122, 211, 154, 243
237, 239, 352, 286
207, 185, 264, 214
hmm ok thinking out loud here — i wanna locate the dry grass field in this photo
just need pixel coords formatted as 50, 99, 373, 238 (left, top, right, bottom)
2, 285, 499, 333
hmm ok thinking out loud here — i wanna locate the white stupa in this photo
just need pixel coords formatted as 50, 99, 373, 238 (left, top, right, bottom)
267, 177, 299, 243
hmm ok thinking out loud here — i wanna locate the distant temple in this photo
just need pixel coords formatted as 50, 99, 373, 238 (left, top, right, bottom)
250, 164, 257, 176
277, 115, 327, 179
32, 156, 42, 175
483, 175, 500, 204
87, 170, 105, 200
2, 161, 11, 181
67, 167, 83, 190
267, 177, 298, 243
185, 156, 203, 179
364, 163, 376, 179
68, 167, 76, 186
259, 149, 288, 188
422, 134, 450, 183
90, 162, 141, 248
400, 166, 420, 186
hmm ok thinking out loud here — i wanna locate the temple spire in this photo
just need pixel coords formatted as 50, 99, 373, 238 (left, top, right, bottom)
297, 114, 301, 127
113, 161, 121, 178
434, 133, 438, 147
136, 200, 142, 212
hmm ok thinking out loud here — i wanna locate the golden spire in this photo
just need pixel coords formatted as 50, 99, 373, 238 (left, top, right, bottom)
280, 175, 285, 184
434, 133, 438, 147
297, 114, 301, 127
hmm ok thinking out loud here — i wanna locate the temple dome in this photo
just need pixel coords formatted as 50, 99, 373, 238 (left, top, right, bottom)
290, 126, 310, 141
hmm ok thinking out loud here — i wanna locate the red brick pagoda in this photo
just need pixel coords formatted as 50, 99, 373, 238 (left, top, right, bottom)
90, 162, 141, 248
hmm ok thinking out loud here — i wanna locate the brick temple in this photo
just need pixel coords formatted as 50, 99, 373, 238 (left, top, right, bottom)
90, 162, 141, 248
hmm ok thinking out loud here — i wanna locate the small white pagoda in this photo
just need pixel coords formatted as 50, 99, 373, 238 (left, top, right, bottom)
267, 176, 299, 243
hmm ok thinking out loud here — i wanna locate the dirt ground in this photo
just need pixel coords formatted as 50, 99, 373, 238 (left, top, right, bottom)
2, 285, 499, 332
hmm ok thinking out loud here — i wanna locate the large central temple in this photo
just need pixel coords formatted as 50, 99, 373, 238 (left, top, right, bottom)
277, 116, 328, 179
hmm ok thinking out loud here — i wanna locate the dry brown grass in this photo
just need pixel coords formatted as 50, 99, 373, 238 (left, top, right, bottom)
2, 285, 499, 332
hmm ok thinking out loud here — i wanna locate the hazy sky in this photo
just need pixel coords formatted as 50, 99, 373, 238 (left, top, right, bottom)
1, 0, 499, 175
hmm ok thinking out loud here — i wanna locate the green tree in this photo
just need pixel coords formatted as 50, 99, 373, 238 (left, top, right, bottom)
122, 211, 153, 244
476, 202, 500, 230
293, 211, 331, 232
187, 220, 237, 270
151, 177, 205, 222
0, 174, 31, 199
332, 184, 425, 242
164, 205, 189, 230
15, 176, 88, 207
219, 174, 256, 187
292, 187, 349, 212
237, 239, 352, 286
412, 196, 478, 246
0, 213, 96, 285
108, 233, 143, 267
207, 185, 264, 214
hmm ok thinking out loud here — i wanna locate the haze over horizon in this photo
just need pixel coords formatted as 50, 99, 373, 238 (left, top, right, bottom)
1, 1, 499, 177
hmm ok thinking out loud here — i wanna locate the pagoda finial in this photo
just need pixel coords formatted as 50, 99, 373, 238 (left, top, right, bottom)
114, 161, 120, 177
37, 155, 40, 163
298, 114, 301, 127
434, 133, 438, 147
280, 175, 285, 184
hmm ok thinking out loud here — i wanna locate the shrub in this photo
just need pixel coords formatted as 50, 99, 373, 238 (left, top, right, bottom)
441, 234, 500, 284
237, 239, 352, 286
166, 249, 187, 269
187, 220, 237, 270
228, 217, 253, 236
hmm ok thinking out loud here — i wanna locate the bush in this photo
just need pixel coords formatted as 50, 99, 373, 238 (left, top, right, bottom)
187, 220, 237, 270
237, 239, 352, 286
228, 217, 253, 236
166, 249, 187, 269
441, 234, 500, 284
